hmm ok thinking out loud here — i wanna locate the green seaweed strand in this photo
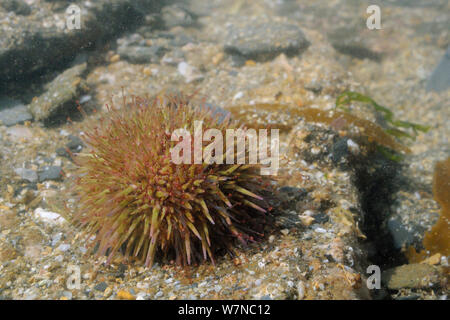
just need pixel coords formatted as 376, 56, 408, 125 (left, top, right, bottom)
335, 91, 430, 141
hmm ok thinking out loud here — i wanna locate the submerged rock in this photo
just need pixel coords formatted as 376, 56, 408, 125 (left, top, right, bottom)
224, 19, 310, 62
38, 166, 63, 182
28, 63, 88, 124
0, 0, 164, 83
382, 263, 443, 289
0, 97, 32, 126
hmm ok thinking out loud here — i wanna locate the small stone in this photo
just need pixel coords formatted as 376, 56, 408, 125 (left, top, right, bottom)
117, 290, 136, 300
34, 208, 65, 225
281, 229, 289, 235
421, 253, 442, 266
104, 287, 112, 298
313, 227, 327, 233
38, 166, 63, 182
143, 67, 152, 76
313, 212, 329, 224
347, 139, 360, 154
212, 52, 224, 65
56, 244, 70, 252
94, 282, 108, 292
299, 215, 314, 227
110, 54, 120, 63
177, 62, 203, 83
233, 92, 244, 101
66, 135, 84, 153
14, 168, 38, 183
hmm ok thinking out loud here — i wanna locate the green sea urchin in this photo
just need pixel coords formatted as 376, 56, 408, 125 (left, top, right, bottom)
72, 94, 274, 267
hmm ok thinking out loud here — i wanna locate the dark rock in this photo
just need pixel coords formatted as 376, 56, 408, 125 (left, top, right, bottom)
38, 166, 63, 182
94, 282, 108, 292
386, 216, 426, 250
224, 19, 310, 62
57, 135, 84, 158
28, 63, 88, 124
56, 148, 70, 158
313, 212, 329, 224
426, 45, 450, 92
384, 148, 445, 252
66, 135, 84, 152
0, 0, 31, 16
331, 138, 349, 164
279, 186, 308, 211
161, 4, 197, 28
0, 97, 33, 126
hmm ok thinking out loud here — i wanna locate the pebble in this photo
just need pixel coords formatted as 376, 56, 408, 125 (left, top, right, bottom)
56, 244, 70, 252
313, 226, 327, 233
299, 215, 315, 227
34, 207, 66, 225
14, 168, 38, 183
177, 61, 203, 83
110, 55, 120, 63
94, 282, 108, 292
346, 139, 360, 154
38, 166, 63, 182
116, 290, 136, 300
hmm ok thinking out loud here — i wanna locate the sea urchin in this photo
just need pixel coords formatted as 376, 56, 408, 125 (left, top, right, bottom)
72, 94, 274, 267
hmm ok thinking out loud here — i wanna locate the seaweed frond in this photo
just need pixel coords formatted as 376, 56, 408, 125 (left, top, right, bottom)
335, 91, 430, 141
